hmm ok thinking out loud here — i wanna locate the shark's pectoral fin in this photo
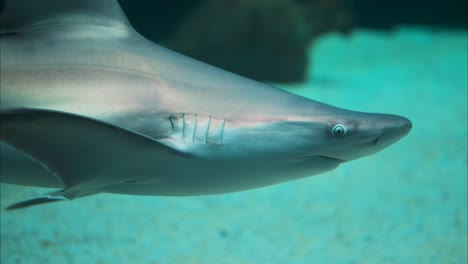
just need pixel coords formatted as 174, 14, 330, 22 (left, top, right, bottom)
1, 108, 183, 207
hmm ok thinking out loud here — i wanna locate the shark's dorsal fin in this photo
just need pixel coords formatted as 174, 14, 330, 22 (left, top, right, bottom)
0, 0, 132, 34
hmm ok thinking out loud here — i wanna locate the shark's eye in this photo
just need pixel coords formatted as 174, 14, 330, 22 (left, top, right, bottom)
332, 124, 347, 137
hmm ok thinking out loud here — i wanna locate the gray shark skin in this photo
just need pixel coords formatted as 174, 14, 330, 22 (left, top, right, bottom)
0, 0, 411, 210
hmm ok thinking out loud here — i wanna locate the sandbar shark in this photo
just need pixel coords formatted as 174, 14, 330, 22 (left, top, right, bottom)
0, 0, 412, 209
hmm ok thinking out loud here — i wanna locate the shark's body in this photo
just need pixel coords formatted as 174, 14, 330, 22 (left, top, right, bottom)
0, 0, 411, 209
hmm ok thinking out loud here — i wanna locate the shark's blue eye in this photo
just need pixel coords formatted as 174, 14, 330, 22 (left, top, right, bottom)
332, 124, 347, 137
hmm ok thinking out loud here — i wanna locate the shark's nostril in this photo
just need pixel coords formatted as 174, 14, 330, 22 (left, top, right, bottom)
374, 136, 381, 145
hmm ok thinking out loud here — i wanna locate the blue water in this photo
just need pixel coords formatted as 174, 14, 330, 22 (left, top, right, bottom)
1, 28, 467, 264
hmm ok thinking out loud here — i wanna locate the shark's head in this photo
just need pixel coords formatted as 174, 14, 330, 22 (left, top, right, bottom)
179, 99, 413, 185
291, 110, 413, 163
156, 85, 413, 191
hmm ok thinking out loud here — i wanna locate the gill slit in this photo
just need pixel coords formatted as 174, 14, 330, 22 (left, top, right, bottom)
192, 113, 199, 143
205, 115, 212, 145
220, 118, 226, 144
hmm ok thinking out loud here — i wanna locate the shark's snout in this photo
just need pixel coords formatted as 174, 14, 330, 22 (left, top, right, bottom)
374, 115, 412, 147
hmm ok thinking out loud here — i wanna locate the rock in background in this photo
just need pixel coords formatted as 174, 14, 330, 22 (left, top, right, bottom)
120, 0, 355, 83
119, 0, 466, 83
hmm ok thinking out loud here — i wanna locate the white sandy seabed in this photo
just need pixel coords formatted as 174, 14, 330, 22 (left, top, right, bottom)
1, 27, 467, 264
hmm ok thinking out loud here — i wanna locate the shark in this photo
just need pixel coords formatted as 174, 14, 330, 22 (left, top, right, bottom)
0, 0, 412, 210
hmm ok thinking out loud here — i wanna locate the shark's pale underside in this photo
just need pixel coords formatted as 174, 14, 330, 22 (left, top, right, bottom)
0, 0, 412, 209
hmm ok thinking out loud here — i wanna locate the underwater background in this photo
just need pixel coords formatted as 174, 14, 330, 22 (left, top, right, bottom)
1, 0, 467, 263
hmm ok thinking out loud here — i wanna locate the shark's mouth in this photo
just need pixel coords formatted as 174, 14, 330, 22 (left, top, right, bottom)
319, 155, 346, 163
295, 154, 345, 163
